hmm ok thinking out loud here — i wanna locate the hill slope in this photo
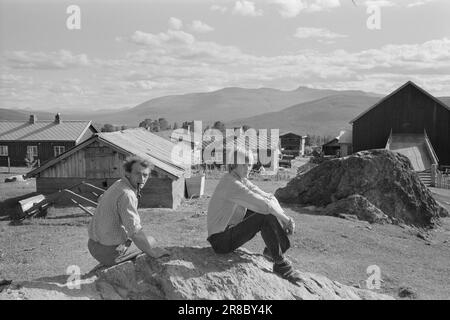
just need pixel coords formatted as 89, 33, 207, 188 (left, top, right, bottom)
227, 94, 382, 136
66, 87, 381, 126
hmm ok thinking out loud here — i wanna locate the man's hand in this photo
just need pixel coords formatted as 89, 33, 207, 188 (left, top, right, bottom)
284, 217, 295, 235
148, 247, 170, 259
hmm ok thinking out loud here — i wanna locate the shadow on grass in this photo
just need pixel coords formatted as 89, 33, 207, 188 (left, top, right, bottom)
46, 213, 91, 220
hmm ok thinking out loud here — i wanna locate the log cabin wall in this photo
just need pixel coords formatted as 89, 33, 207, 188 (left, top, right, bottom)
35, 141, 183, 208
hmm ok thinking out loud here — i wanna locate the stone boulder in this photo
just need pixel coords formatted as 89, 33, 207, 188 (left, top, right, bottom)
0, 247, 393, 300
96, 247, 393, 300
323, 194, 391, 224
275, 149, 447, 227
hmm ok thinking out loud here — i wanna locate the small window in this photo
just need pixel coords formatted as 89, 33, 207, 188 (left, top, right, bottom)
0, 145, 8, 156
54, 146, 65, 157
27, 145, 38, 157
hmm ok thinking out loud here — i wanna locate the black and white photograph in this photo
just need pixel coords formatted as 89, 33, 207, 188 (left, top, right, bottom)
0, 0, 449, 306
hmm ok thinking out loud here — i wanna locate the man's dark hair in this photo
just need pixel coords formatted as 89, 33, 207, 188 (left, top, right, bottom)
123, 156, 152, 173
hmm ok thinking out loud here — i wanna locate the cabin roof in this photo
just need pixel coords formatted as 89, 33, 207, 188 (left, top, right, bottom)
26, 128, 188, 179
0, 120, 95, 142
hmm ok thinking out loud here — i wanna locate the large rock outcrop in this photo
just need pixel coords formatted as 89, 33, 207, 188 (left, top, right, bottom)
322, 194, 391, 224
275, 149, 447, 227
0, 247, 392, 300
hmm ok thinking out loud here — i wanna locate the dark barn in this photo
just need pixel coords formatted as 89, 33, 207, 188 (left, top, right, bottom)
25, 128, 190, 209
0, 114, 97, 167
350, 81, 450, 169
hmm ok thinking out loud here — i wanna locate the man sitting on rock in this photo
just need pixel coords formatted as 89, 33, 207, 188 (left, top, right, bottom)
87, 156, 168, 267
207, 149, 301, 283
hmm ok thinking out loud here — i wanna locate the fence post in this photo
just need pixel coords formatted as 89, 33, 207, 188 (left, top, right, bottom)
430, 164, 437, 187
7, 157, 11, 173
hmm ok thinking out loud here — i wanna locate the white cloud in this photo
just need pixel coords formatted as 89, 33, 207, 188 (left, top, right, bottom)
4, 32, 450, 112
364, 0, 395, 7
406, 0, 435, 7
309, 0, 341, 11
271, 0, 307, 18
271, 0, 341, 18
4, 50, 89, 70
168, 17, 183, 30
119, 29, 450, 97
294, 27, 348, 39
210, 4, 228, 13
130, 30, 195, 46
190, 20, 214, 33
232, 1, 263, 16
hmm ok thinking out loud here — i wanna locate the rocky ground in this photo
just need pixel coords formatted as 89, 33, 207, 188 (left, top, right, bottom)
1, 168, 450, 299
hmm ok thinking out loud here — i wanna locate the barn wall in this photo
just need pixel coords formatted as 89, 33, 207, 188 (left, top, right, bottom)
0, 141, 75, 167
34, 140, 185, 208
353, 84, 450, 166
37, 176, 184, 208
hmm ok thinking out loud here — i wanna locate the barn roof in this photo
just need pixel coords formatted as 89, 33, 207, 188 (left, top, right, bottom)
279, 130, 308, 138
350, 81, 450, 124
0, 120, 95, 142
26, 128, 189, 179
322, 138, 339, 147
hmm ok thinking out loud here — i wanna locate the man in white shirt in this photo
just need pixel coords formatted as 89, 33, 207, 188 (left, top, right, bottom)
207, 150, 301, 283
88, 156, 168, 266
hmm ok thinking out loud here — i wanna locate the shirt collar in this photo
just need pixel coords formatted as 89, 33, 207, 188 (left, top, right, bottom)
230, 171, 250, 186
122, 177, 137, 193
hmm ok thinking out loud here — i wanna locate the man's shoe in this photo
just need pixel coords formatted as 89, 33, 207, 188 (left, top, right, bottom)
273, 260, 302, 284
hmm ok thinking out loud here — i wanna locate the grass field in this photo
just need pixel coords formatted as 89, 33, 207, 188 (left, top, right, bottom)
1, 167, 449, 299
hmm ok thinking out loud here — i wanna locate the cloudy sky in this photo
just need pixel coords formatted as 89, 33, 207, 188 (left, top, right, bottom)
0, 0, 449, 112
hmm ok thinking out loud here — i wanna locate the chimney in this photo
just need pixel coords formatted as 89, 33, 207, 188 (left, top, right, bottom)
54, 113, 62, 124
29, 115, 37, 124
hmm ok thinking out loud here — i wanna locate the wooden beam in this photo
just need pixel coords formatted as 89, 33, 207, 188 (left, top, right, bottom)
63, 189, 98, 207
81, 182, 106, 194
70, 199, 94, 216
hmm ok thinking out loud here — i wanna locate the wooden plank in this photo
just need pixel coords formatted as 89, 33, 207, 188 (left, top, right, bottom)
63, 189, 98, 207
81, 182, 106, 194
70, 199, 94, 216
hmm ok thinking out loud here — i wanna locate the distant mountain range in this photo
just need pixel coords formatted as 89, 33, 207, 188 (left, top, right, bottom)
227, 94, 381, 135
1, 86, 449, 136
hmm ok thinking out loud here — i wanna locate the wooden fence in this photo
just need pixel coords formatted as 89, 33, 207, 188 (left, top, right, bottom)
431, 165, 450, 189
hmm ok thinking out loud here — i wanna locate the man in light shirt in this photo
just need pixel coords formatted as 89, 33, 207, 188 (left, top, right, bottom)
88, 156, 168, 267
207, 149, 301, 283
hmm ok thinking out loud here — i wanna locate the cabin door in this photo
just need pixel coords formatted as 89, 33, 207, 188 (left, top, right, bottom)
85, 145, 117, 179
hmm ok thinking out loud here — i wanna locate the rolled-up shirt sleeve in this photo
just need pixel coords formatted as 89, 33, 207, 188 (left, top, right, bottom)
117, 192, 142, 237
228, 179, 271, 214
244, 179, 272, 199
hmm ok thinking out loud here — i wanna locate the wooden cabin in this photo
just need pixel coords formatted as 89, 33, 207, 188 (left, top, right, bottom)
279, 132, 306, 158
0, 114, 97, 167
25, 128, 190, 209
322, 129, 353, 157
322, 138, 340, 156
